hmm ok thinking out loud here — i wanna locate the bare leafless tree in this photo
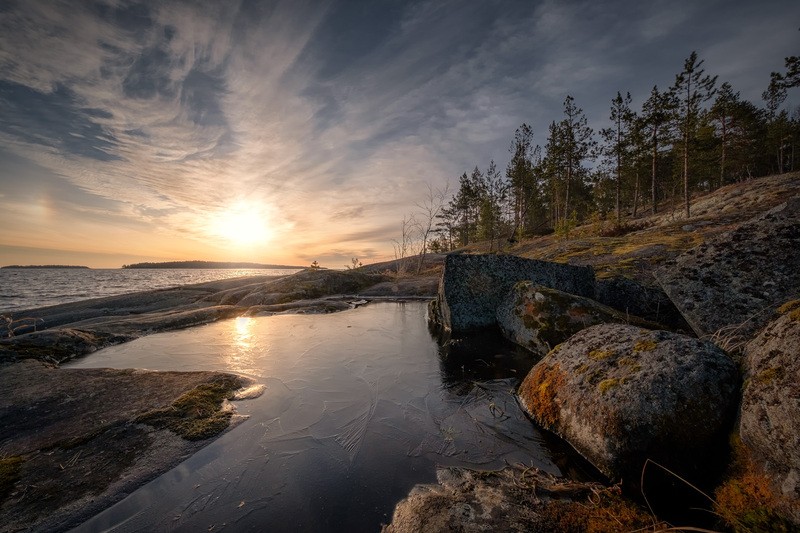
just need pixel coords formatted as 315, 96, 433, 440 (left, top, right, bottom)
391, 214, 420, 278
414, 182, 450, 274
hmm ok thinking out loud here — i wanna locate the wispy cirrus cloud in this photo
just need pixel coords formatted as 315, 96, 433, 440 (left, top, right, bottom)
0, 0, 798, 267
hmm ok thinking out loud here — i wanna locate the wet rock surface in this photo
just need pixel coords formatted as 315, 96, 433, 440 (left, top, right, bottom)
433, 254, 595, 334
654, 198, 800, 340
496, 282, 662, 355
517, 323, 739, 484
0, 359, 251, 532
740, 301, 800, 523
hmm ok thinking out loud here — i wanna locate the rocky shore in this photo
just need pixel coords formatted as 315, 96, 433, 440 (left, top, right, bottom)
0, 261, 443, 532
1, 173, 799, 532
388, 178, 800, 531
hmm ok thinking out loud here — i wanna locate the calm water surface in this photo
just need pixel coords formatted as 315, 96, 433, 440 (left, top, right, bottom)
0, 268, 300, 313
66, 302, 574, 532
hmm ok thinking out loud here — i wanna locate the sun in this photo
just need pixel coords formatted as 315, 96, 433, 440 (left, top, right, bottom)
211, 202, 273, 247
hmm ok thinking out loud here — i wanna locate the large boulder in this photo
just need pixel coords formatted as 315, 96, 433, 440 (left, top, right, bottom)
655, 198, 800, 341
432, 254, 595, 334
517, 323, 739, 483
496, 282, 661, 355
740, 300, 800, 523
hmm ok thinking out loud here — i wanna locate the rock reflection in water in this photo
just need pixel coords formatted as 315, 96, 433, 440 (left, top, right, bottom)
67, 302, 569, 533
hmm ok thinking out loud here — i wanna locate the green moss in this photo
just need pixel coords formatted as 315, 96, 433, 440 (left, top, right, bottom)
575, 363, 590, 375
136, 375, 241, 441
598, 378, 620, 394
778, 300, 800, 322
777, 300, 800, 314
0, 455, 23, 504
616, 357, 642, 372
633, 338, 657, 352
589, 349, 615, 361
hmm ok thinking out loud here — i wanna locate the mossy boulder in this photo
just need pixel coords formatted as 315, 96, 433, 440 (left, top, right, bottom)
496, 282, 661, 355
740, 302, 800, 524
432, 254, 595, 334
517, 324, 739, 484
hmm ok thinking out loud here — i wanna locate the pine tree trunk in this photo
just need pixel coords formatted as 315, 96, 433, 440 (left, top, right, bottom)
684, 81, 691, 219
616, 127, 621, 226
633, 169, 640, 217
651, 129, 658, 215
719, 114, 727, 189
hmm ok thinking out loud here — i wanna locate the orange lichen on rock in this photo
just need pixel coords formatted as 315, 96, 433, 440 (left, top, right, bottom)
519, 363, 566, 428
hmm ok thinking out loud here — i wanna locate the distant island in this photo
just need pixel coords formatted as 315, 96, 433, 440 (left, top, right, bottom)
1, 265, 90, 269
121, 261, 305, 269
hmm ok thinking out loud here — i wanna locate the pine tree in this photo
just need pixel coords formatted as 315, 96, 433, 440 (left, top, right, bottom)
478, 160, 508, 251
673, 51, 717, 217
506, 124, 534, 237
641, 85, 676, 214
763, 73, 789, 173
558, 96, 595, 227
600, 92, 634, 225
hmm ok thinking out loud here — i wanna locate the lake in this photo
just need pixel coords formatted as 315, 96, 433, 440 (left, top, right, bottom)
65, 302, 581, 532
0, 268, 301, 313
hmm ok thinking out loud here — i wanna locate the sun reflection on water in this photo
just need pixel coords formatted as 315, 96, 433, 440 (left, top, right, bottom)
227, 316, 260, 377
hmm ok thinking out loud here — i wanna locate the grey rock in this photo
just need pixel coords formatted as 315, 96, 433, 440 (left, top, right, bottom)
496, 282, 661, 355
433, 254, 595, 334
517, 323, 738, 483
654, 198, 800, 340
382, 465, 603, 533
740, 302, 800, 523
594, 275, 690, 330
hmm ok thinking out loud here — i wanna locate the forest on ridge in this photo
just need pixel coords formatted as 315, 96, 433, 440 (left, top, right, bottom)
408, 50, 800, 256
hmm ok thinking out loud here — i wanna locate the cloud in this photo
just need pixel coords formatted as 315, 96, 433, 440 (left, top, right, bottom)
1, 0, 799, 266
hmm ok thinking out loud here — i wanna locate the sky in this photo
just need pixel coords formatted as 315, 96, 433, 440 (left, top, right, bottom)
0, 0, 798, 268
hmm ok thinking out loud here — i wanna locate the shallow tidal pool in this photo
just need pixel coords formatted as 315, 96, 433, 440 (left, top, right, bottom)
66, 302, 574, 532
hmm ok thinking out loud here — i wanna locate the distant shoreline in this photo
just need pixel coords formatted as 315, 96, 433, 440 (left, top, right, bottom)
1, 265, 90, 269
121, 260, 305, 269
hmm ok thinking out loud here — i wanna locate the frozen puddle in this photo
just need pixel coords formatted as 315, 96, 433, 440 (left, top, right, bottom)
67, 302, 570, 532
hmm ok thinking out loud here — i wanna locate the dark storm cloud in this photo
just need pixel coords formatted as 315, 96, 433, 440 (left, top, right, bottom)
0, 80, 120, 161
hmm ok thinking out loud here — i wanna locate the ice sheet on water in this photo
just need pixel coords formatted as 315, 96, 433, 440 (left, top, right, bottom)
69, 303, 569, 533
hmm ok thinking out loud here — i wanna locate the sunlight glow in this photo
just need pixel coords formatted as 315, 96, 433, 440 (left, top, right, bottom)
211, 202, 274, 247
226, 316, 258, 376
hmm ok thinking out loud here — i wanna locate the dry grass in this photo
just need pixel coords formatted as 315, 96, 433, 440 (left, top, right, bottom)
713, 438, 795, 532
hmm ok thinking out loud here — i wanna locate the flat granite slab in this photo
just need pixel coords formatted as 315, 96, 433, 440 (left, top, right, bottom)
0, 360, 253, 532
654, 198, 800, 341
